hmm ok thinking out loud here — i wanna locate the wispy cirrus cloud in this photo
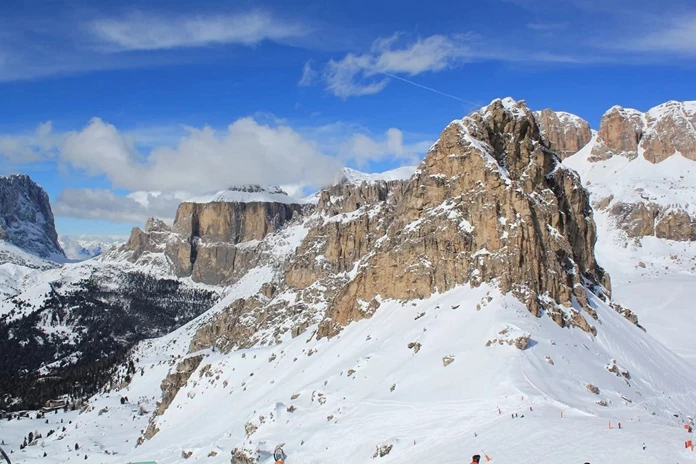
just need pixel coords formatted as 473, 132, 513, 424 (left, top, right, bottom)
298, 60, 317, 86
614, 14, 696, 55
0, 9, 312, 81
89, 10, 308, 52
324, 34, 475, 98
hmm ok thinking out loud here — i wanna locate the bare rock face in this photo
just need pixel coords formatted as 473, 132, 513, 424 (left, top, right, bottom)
317, 171, 410, 215
313, 98, 609, 338
607, 202, 696, 241
590, 101, 696, 163
119, 198, 304, 285
0, 174, 65, 260
535, 109, 592, 159
590, 106, 643, 161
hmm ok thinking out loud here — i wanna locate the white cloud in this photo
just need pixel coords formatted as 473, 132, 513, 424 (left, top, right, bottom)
339, 128, 431, 167
298, 60, 317, 86
60, 117, 343, 193
53, 189, 181, 223
89, 11, 307, 52
8, 115, 433, 222
0, 122, 59, 163
617, 14, 696, 54
323, 34, 473, 98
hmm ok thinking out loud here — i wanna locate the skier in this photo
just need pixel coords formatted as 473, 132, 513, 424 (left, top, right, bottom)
274, 444, 287, 464
470, 455, 481, 464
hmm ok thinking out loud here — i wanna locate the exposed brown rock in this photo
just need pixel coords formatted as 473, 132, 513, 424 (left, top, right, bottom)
586, 383, 600, 394
231, 448, 258, 464
315, 98, 607, 338
590, 101, 696, 163
590, 106, 643, 161
535, 109, 592, 159
608, 202, 696, 242
119, 199, 304, 285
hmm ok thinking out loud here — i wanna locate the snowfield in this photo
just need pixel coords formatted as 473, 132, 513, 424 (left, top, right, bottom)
3, 281, 696, 463
563, 135, 696, 370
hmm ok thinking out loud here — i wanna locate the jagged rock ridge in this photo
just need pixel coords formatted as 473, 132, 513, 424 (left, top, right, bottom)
535, 109, 592, 159
188, 98, 615, 356
0, 174, 65, 260
564, 100, 696, 242
590, 100, 696, 163
312, 98, 608, 337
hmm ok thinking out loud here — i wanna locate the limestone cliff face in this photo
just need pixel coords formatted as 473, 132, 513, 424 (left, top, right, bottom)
535, 109, 592, 159
308, 98, 609, 338
118, 197, 304, 285
590, 101, 696, 163
170, 201, 303, 283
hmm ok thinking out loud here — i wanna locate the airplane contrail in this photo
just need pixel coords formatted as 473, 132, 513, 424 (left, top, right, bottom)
379, 72, 481, 108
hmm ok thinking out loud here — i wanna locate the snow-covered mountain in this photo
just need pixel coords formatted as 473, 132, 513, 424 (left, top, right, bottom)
3, 98, 696, 464
0, 174, 65, 262
561, 101, 696, 368
59, 234, 127, 260
188, 185, 304, 205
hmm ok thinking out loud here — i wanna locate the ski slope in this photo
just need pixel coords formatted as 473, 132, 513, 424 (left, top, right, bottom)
3, 282, 696, 463
564, 136, 696, 369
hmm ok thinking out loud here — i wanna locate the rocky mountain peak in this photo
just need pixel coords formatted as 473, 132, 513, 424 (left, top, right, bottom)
590, 100, 696, 163
301, 98, 611, 338
0, 174, 64, 260
534, 108, 592, 159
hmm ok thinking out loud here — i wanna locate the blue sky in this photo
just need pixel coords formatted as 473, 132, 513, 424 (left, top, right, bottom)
1, 0, 695, 236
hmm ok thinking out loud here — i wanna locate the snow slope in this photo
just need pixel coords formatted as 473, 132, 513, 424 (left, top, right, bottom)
565, 134, 696, 215
564, 136, 696, 368
0, 241, 58, 300
4, 280, 696, 463
188, 186, 305, 205
340, 166, 418, 185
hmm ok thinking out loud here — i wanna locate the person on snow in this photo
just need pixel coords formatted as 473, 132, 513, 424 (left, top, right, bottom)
471, 454, 481, 464
274, 445, 287, 464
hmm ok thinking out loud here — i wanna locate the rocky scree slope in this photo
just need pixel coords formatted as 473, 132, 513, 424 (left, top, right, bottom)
0, 174, 65, 262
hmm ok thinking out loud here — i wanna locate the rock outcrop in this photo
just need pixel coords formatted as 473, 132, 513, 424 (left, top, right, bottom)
608, 202, 696, 241
117, 190, 304, 285
306, 98, 608, 338
590, 101, 696, 163
141, 354, 205, 441
0, 174, 65, 260
187, 99, 616, 354
535, 109, 592, 159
